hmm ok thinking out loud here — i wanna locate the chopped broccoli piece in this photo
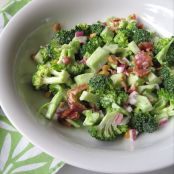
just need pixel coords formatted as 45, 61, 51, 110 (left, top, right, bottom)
75, 23, 90, 35
32, 64, 70, 89
74, 73, 94, 85
34, 47, 49, 64
88, 111, 128, 141
103, 43, 118, 54
83, 110, 101, 126
128, 73, 144, 86
55, 29, 75, 45
89, 23, 105, 35
130, 112, 158, 133
147, 72, 162, 84
110, 73, 126, 87
133, 29, 152, 44
138, 84, 159, 93
128, 41, 140, 54
40, 85, 65, 119
100, 27, 114, 43
155, 38, 174, 65
88, 74, 113, 94
114, 29, 133, 47
160, 66, 174, 93
126, 21, 138, 31
80, 36, 104, 56
67, 62, 86, 76
100, 89, 128, 109
86, 47, 109, 72
47, 38, 61, 59
154, 37, 171, 55
135, 95, 153, 112
80, 91, 99, 104
154, 89, 174, 119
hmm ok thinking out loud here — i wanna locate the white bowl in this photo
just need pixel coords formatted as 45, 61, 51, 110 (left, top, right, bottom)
0, 0, 174, 173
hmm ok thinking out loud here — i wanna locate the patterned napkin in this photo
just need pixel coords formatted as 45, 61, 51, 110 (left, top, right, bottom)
0, 1, 64, 174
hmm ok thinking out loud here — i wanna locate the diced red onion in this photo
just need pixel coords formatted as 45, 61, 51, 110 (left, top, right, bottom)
128, 91, 138, 105
75, 31, 84, 37
159, 118, 168, 126
75, 36, 87, 44
117, 64, 125, 73
129, 129, 138, 141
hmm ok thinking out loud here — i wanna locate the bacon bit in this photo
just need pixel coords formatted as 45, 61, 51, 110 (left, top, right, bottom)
124, 131, 130, 139
133, 51, 152, 77
52, 23, 61, 32
102, 65, 110, 71
138, 42, 153, 52
30, 52, 36, 60
67, 84, 88, 112
99, 70, 110, 76
63, 57, 71, 64
113, 18, 121, 22
44, 91, 51, 98
137, 23, 144, 29
107, 55, 118, 64
90, 33, 96, 38
130, 14, 137, 20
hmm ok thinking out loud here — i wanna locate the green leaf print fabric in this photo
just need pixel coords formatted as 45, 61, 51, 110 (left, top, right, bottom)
0, 1, 64, 174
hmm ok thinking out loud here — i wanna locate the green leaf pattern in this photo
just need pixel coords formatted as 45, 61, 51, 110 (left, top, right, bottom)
0, 1, 64, 173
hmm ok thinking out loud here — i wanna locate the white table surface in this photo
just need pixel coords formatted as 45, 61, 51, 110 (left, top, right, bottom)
0, 1, 173, 174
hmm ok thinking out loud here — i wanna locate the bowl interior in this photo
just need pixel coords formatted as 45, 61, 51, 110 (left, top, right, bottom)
1, 0, 174, 173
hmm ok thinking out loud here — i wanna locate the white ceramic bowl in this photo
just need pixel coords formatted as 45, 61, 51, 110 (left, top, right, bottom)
0, 0, 174, 173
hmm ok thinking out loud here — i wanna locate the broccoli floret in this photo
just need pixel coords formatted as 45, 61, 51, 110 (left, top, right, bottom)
88, 75, 113, 94
100, 89, 128, 109
55, 29, 75, 45
130, 112, 158, 133
32, 64, 70, 89
126, 21, 138, 31
89, 23, 105, 35
34, 47, 49, 64
166, 42, 174, 65
88, 111, 128, 141
155, 38, 174, 65
160, 66, 174, 93
133, 29, 152, 44
51, 63, 66, 71
114, 29, 133, 47
83, 110, 101, 126
47, 38, 61, 59
80, 36, 104, 56
154, 38, 171, 55
75, 23, 90, 35
66, 62, 86, 76
153, 89, 174, 120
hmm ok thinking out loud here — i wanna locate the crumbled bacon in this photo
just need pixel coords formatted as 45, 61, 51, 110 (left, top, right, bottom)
138, 42, 153, 52
133, 51, 152, 77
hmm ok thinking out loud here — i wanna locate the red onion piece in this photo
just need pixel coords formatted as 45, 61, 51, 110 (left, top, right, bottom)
75, 31, 84, 37
114, 113, 123, 125
117, 64, 126, 73
159, 118, 168, 126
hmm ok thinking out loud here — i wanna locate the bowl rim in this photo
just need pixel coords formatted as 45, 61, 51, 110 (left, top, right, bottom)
0, 0, 173, 173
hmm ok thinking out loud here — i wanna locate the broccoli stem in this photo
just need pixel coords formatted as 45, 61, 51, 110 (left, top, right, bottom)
46, 86, 64, 119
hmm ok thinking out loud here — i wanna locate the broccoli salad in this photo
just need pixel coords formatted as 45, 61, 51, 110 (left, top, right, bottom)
31, 14, 174, 141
